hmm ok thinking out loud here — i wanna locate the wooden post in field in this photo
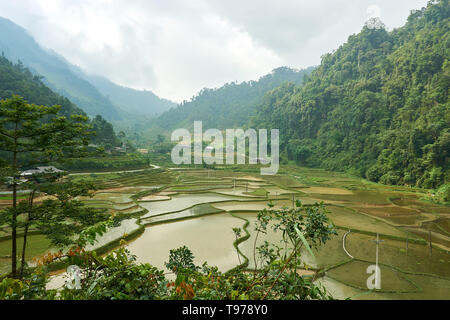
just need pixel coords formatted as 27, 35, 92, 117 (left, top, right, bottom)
370, 233, 384, 289
406, 234, 408, 255
292, 194, 295, 207
429, 230, 432, 256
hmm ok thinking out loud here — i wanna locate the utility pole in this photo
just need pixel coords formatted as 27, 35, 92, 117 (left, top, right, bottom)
370, 233, 384, 289
429, 230, 432, 256
406, 234, 408, 256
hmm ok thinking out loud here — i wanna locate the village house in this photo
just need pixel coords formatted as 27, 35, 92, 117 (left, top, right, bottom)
20, 166, 65, 180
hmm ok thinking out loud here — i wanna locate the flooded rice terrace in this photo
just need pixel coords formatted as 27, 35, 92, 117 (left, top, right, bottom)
5, 166, 449, 299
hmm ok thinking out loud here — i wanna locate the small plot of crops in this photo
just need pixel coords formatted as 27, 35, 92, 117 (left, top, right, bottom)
302, 229, 350, 269
422, 218, 450, 236
166, 184, 231, 192
82, 192, 135, 204
106, 170, 174, 188
300, 187, 354, 195
263, 175, 305, 188
234, 176, 266, 182
213, 187, 266, 198
212, 199, 296, 213
353, 205, 431, 227
357, 206, 420, 217
142, 203, 223, 225
345, 232, 450, 277
245, 188, 268, 197
139, 194, 171, 202
381, 215, 430, 226
100, 186, 160, 194
140, 193, 243, 218
0, 234, 52, 274
395, 274, 450, 300
82, 200, 113, 209
84, 218, 141, 251
309, 190, 394, 205
391, 198, 450, 215
113, 203, 139, 211
402, 227, 450, 249
326, 206, 407, 238
326, 260, 417, 292
117, 206, 145, 215
263, 186, 297, 196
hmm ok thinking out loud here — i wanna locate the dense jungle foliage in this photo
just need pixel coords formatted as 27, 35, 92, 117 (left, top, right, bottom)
251, 0, 449, 189
0, 55, 120, 149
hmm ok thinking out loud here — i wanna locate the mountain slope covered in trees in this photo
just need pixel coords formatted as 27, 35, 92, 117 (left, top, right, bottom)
0, 55, 82, 118
0, 55, 119, 147
252, 0, 449, 189
83, 74, 176, 119
0, 17, 174, 122
148, 66, 314, 136
0, 17, 123, 120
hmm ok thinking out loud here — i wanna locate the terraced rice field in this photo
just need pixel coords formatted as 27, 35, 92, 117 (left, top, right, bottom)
2, 165, 449, 299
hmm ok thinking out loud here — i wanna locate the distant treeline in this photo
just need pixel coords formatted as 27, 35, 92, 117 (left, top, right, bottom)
147, 66, 314, 136
55, 154, 149, 172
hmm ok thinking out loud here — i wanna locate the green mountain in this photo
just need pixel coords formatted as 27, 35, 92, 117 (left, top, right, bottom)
82, 73, 176, 119
0, 54, 118, 147
0, 17, 122, 120
149, 66, 314, 136
252, 0, 449, 189
0, 17, 174, 122
0, 55, 83, 118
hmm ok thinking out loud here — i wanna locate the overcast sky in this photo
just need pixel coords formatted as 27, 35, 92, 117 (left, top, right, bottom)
0, 0, 429, 102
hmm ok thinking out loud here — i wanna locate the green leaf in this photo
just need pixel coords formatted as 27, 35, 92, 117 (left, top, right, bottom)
294, 224, 315, 258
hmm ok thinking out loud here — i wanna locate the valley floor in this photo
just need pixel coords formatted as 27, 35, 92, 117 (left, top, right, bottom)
1, 164, 449, 299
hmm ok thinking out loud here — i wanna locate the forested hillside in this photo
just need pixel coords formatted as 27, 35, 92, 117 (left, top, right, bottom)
252, 0, 449, 189
0, 55, 119, 147
0, 17, 178, 123
149, 66, 314, 135
0, 55, 82, 118
0, 17, 122, 120
84, 74, 176, 119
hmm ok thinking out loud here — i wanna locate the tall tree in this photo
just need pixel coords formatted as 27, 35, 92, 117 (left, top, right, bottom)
0, 95, 91, 278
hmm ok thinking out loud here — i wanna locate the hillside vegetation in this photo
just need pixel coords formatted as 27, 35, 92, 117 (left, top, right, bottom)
252, 0, 449, 189
0, 55, 119, 148
148, 66, 314, 136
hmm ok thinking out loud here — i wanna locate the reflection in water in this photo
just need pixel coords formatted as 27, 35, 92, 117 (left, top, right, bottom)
127, 213, 243, 271
140, 193, 240, 218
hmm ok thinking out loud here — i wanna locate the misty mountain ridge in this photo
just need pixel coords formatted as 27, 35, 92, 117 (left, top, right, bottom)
0, 16, 175, 121
148, 65, 315, 137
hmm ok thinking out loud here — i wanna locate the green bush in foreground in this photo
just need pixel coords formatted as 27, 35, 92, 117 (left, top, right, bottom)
0, 202, 337, 300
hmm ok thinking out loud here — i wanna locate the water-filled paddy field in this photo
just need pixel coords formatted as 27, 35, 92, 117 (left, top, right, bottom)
2, 166, 449, 299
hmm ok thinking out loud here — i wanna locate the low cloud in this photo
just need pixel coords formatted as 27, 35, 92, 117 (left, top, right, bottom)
0, 0, 428, 102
